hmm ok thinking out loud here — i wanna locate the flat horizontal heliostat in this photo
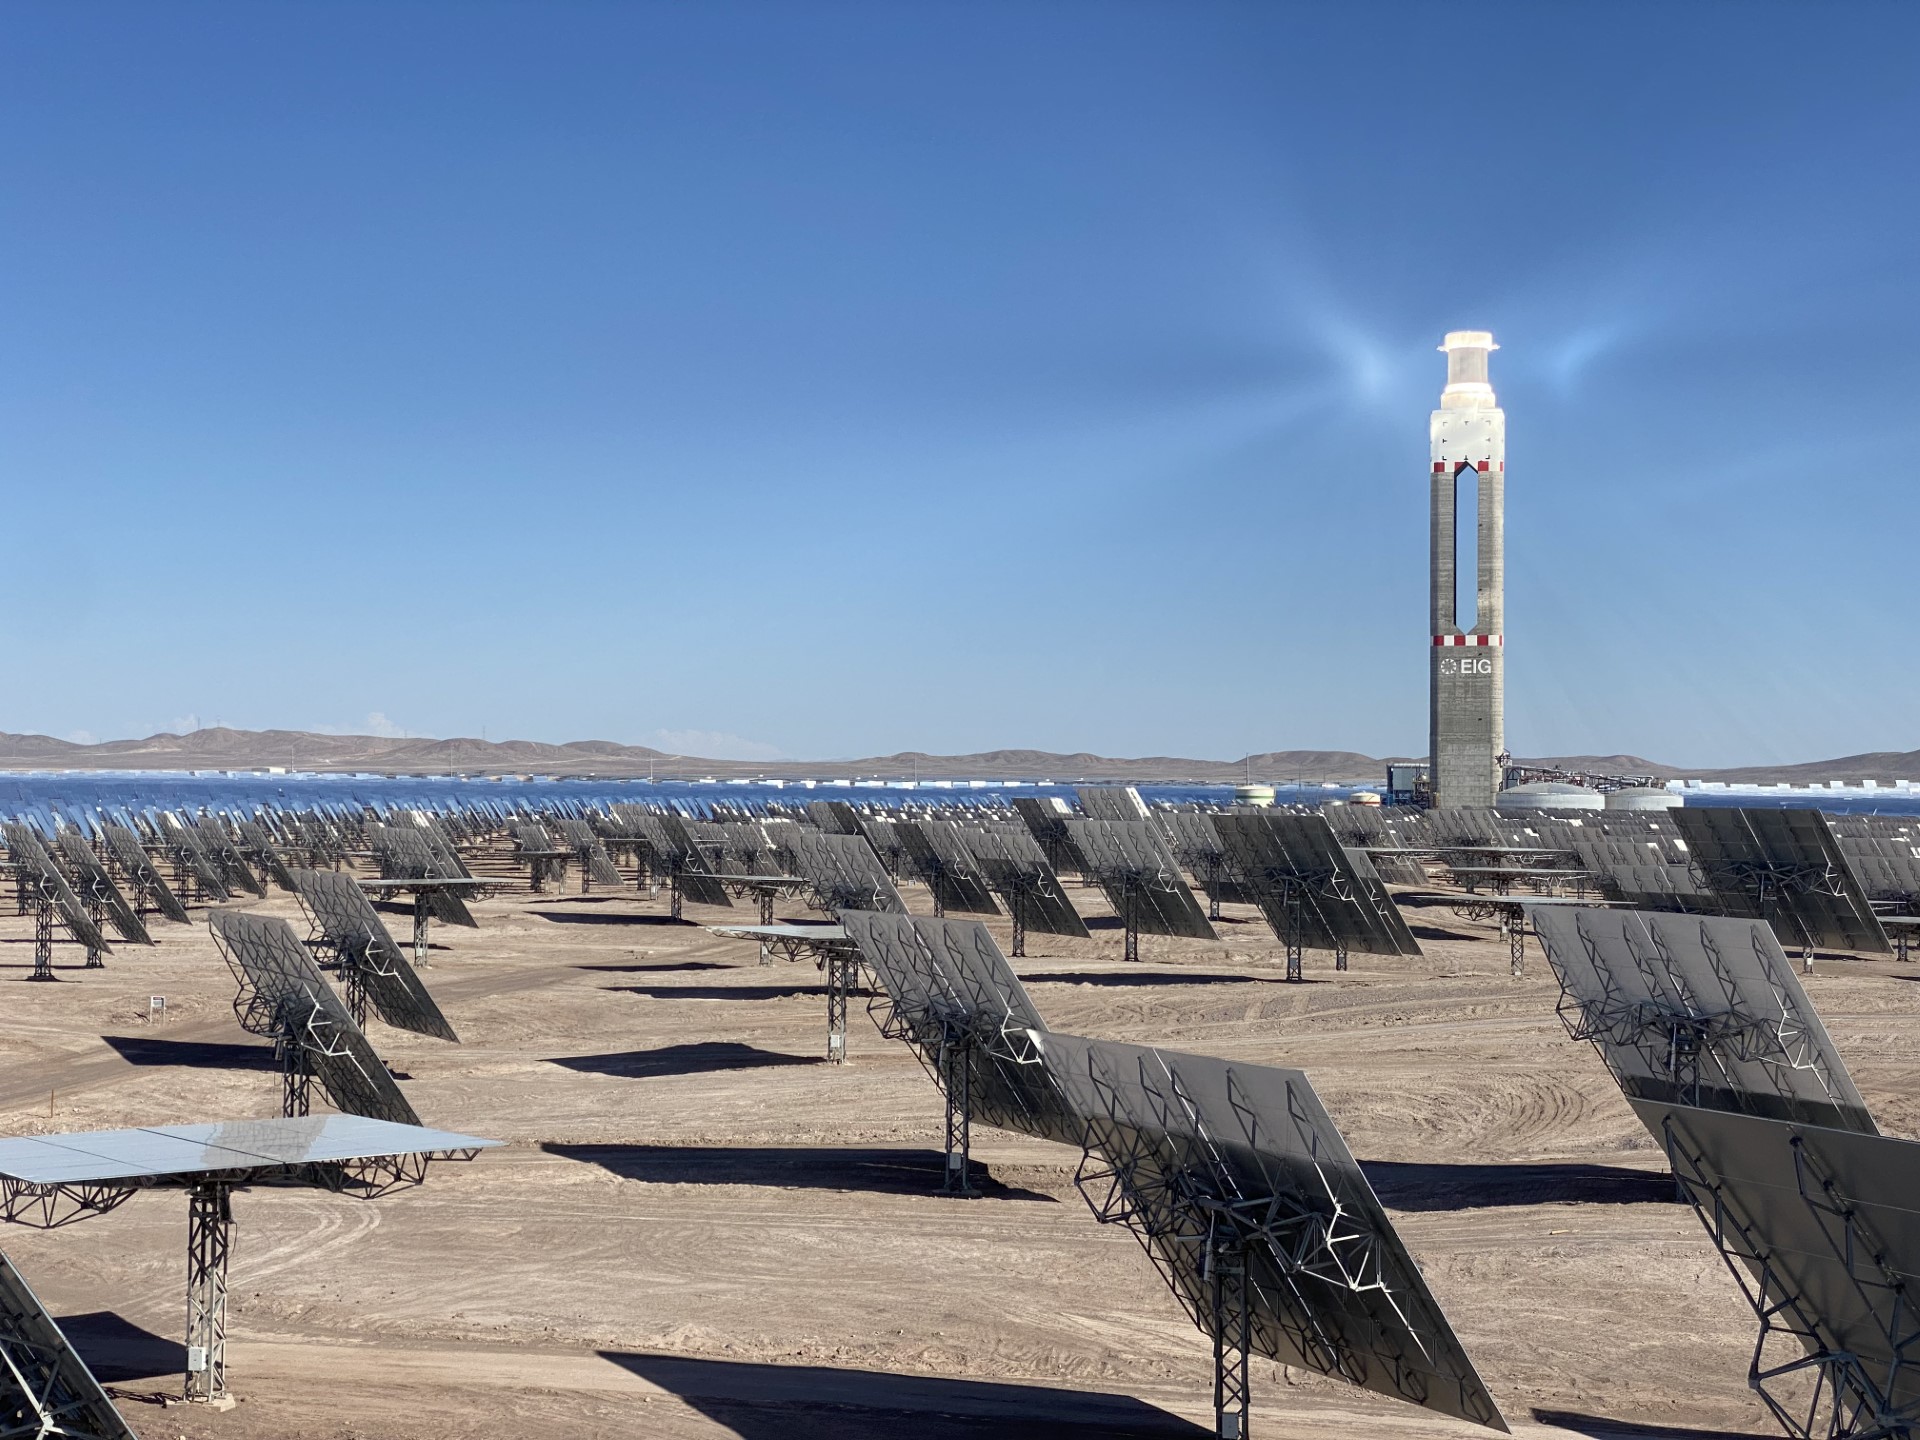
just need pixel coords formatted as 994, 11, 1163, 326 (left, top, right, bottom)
1531, 905, 1874, 1134
287, 868, 459, 1042
0, 1115, 495, 1193
207, 910, 422, 1126
1673, 807, 1889, 955
1631, 1097, 1920, 1438
1033, 1031, 1507, 1432
0, 1249, 136, 1440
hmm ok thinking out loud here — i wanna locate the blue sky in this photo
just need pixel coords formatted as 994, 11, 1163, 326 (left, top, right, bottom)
4, 1, 1915, 765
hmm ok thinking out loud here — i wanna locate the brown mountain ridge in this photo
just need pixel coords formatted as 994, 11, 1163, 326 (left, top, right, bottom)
0, 729, 1915, 786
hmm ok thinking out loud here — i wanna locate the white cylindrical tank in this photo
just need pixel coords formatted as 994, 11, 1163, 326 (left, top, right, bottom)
1605, 787, 1683, 811
1233, 784, 1276, 808
1495, 781, 1604, 813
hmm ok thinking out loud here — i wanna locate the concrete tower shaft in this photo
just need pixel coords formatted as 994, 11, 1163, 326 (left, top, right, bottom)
1428, 331, 1506, 809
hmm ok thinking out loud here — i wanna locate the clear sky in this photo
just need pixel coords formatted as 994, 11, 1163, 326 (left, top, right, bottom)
4, 2, 1915, 765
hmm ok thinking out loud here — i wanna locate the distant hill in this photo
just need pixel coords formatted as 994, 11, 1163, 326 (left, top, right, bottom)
0, 729, 1381, 782
0, 728, 1914, 786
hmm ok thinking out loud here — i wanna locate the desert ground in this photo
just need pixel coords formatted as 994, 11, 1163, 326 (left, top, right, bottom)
4, 851, 1916, 1440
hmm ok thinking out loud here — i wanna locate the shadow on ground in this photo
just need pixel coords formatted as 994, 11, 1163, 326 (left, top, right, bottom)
534, 911, 694, 927
1407, 923, 1477, 941
1533, 1409, 1772, 1438
596, 1353, 1202, 1437
1362, 1160, 1675, 1210
549, 1042, 821, 1079
1023, 970, 1278, 988
57, 1311, 186, 1384
605, 984, 822, 1000
575, 960, 736, 973
545, 1143, 1052, 1202
100, 1035, 276, 1071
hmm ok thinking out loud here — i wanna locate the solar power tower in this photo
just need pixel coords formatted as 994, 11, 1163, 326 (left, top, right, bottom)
1671, 807, 1889, 963
0, 1249, 137, 1438
1429, 330, 1506, 809
208, 910, 422, 1125
287, 868, 460, 1040
1532, 906, 1876, 1135
0, 1116, 497, 1403
1035, 1032, 1508, 1439
1212, 813, 1422, 980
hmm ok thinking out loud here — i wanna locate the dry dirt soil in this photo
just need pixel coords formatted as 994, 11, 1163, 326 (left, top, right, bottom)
4, 860, 1916, 1440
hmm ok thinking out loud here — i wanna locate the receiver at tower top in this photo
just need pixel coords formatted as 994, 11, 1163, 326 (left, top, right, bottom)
1428, 331, 1505, 809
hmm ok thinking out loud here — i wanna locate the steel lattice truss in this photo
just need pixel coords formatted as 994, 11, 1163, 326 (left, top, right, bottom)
1037, 1032, 1507, 1433
625, 813, 734, 909
840, 911, 1073, 1144
1064, 819, 1216, 941
0, 1249, 137, 1438
99, 822, 191, 923
1829, 817, 1920, 909
287, 868, 459, 1042
1012, 796, 1087, 877
369, 823, 479, 926
1534, 906, 1875, 1135
1076, 786, 1151, 822
208, 911, 422, 1125
716, 821, 783, 877
189, 818, 265, 898
3, 823, 113, 956
1213, 814, 1423, 962
53, 829, 152, 945
962, 823, 1088, 942
1159, 810, 1252, 912
552, 817, 623, 889
787, 832, 905, 916
895, 822, 1002, 917
235, 818, 299, 892
1674, 808, 1889, 955
1636, 1097, 1920, 1440
158, 815, 231, 900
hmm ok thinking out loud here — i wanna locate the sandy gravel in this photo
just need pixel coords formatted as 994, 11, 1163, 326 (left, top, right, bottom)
4, 855, 1909, 1439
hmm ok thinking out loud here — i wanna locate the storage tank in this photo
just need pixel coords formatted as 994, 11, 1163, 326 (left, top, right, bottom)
1233, 784, 1276, 808
1495, 781, 1604, 813
1605, 786, 1682, 811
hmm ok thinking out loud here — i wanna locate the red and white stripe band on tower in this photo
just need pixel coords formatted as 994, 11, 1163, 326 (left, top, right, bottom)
1433, 634, 1502, 647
